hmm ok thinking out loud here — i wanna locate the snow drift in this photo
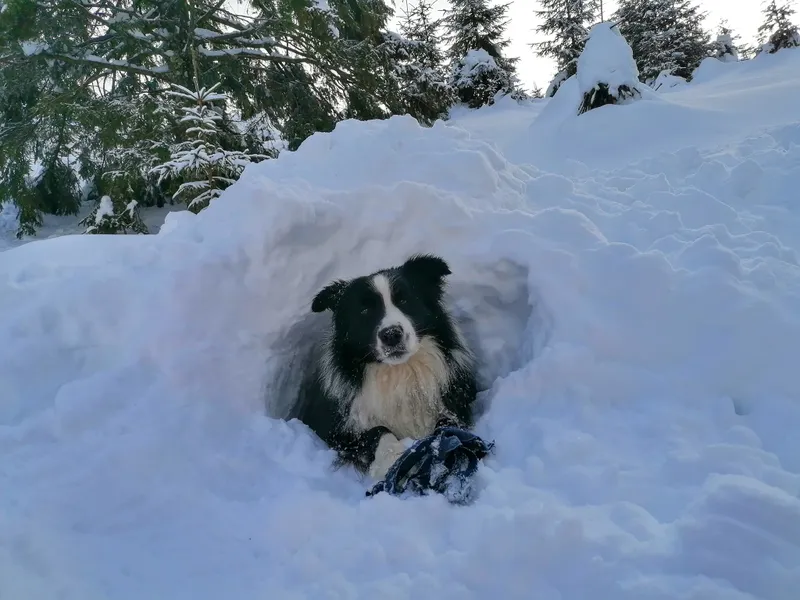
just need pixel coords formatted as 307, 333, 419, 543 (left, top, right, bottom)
2, 48, 800, 600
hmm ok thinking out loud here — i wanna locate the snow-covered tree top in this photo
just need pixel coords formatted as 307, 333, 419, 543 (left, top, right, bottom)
458, 48, 499, 75
717, 32, 734, 47
577, 22, 640, 95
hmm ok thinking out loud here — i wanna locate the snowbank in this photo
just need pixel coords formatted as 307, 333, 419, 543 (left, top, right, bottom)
510, 47, 800, 172
2, 48, 800, 600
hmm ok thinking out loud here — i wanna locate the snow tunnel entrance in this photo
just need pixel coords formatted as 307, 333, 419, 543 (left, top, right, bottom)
262, 256, 552, 424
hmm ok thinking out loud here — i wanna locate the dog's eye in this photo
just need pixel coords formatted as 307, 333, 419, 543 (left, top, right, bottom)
394, 290, 407, 305
360, 294, 378, 312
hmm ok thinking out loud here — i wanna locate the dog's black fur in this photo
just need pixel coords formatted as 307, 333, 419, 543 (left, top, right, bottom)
290, 254, 478, 475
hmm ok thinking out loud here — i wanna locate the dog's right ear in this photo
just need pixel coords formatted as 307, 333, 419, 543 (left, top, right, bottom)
311, 279, 348, 313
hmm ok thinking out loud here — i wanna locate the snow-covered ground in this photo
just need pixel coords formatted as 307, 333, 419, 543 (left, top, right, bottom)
2, 50, 800, 600
0, 201, 176, 251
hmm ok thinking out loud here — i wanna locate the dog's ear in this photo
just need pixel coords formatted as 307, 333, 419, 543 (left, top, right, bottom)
401, 254, 451, 285
311, 279, 348, 313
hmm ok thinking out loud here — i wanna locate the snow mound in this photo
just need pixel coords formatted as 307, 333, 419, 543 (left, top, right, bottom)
652, 70, 688, 92
2, 52, 800, 600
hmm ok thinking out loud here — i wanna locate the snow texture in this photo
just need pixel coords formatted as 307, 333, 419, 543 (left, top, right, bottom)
2, 45, 800, 600
577, 22, 641, 96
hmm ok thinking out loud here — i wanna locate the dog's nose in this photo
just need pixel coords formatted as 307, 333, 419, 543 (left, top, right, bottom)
378, 325, 404, 347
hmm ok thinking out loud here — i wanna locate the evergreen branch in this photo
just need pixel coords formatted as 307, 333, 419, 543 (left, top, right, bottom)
65, 0, 170, 43
193, 23, 276, 45
197, 0, 229, 25
16, 51, 174, 81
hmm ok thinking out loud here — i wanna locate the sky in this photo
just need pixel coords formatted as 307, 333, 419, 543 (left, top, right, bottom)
411, 0, 773, 93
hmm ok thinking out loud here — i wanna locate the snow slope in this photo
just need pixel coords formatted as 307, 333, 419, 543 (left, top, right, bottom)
2, 50, 800, 600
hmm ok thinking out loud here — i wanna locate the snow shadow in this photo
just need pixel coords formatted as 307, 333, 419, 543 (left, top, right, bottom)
447, 257, 552, 418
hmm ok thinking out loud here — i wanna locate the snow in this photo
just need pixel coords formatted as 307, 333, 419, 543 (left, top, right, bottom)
20, 40, 47, 56
2, 46, 800, 600
715, 33, 740, 63
0, 202, 176, 251
652, 71, 688, 92
193, 27, 220, 39
94, 195, 114, 222
312, 0, 332, 13
577, 22, 641, 97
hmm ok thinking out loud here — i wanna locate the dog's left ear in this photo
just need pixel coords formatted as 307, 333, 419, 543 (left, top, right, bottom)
401, 254, 451, 286
311, 279, 348, 313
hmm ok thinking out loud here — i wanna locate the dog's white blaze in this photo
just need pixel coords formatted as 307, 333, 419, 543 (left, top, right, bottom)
371, 273, 419, 362
348, 336, 451, 440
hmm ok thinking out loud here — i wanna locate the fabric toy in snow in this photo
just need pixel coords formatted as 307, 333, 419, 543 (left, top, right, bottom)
365, 426, 494, 505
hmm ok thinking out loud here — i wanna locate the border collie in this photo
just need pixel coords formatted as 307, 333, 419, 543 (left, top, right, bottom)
291, 254, 478, 480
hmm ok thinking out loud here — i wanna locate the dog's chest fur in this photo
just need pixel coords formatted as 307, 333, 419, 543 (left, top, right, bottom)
346, 337, 450, 440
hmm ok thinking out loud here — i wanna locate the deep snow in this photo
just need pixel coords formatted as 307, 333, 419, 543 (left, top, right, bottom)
2, 50, 800, 600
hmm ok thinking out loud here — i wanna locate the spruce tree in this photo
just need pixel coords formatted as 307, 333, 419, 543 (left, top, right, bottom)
150, 83, 269, 213
614, 0, 711, 85
757, 0, 800, 54
443, 0, 523, 108
533, 0, 599, 97
396, 0, 454, 124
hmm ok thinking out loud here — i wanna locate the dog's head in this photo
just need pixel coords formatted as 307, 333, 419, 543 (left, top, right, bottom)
311, 254, 452, 366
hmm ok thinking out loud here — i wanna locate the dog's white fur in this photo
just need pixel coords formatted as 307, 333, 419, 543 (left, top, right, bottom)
372, 274, 419, 364
348, 335, 451, 439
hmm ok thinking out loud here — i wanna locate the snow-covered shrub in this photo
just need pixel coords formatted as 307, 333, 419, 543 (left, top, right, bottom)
711, 29, 740, 62
577, 22, 643, 115
79, 195, 148, 235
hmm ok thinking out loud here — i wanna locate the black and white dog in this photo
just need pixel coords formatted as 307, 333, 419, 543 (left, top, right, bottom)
291, 254, 478, 480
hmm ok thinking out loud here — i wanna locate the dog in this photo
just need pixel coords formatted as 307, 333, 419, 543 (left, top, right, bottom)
290, 254, 478, 481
